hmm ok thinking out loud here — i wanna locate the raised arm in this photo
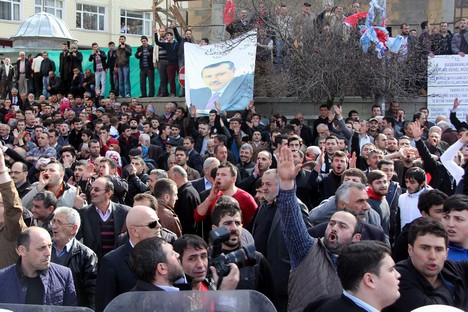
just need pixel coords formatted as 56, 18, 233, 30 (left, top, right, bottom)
440, 132, 467, 183
276, 146, 315, 269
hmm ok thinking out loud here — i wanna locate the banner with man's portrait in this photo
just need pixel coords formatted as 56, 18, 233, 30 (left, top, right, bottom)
185, 30, 257, 114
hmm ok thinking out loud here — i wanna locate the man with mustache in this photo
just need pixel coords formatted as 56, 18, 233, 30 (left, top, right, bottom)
190, 61, 254, 112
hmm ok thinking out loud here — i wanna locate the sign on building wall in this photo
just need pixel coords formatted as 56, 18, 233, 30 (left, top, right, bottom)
428, 55, 468, 120
185, 30, 256, 114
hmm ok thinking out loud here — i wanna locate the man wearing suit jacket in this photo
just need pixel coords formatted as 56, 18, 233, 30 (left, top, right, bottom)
311, 241, 400, 312
0, 58, 15, 99
249, 169, 311, 312
95, 205, 162, 312
191, 157, 220, 193
77, 177, 131, 261
190, 61, 254, 112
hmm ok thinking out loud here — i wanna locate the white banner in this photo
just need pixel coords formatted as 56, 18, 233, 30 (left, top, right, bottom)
428, 55, 468, 120
185, 30, 257, 114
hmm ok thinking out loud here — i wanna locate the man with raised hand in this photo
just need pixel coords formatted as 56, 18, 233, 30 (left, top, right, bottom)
275, 146, 362, 312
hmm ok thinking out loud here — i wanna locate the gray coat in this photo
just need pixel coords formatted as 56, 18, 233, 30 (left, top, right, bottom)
451, 30, 468, 54
308, 195, 383, 228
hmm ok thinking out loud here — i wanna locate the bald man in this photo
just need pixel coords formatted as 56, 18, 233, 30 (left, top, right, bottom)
95, 206, 162, 312
0, 227, 77, 305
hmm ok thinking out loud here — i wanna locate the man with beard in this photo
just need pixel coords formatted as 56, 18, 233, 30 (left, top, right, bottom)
275, 146, 363, 312
398, 167, 431, 229
211, 196, 276, 304
95, 205, 160, 312
309, 150, 348, 202
367, 170, 390, 235
236, 144, 255, 180
173, 234, 240, 290
248, 169, 310, 312
129, 236, 185, 292
88, 139, 101, 165
68, 117, 83, 151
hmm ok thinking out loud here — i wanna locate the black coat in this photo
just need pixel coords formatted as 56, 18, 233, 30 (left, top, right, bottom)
174, 182, 200, 235
88, 50, 108, 71
51, 238, 98, 309
384, 258, 468, 312
95, 240, 135, 312
135, 45, 154, 69
313, 294, 368, 312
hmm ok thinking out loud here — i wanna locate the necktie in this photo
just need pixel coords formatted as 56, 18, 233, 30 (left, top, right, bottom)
205, 92, 220, 110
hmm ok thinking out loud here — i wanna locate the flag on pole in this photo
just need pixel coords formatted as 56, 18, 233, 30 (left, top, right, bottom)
223, 0, 235, 25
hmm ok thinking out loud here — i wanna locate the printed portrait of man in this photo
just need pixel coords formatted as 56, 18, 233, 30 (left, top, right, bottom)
190, 61, 254, 112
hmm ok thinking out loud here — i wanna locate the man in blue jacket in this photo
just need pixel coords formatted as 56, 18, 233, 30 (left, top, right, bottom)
0, 226, 77, 306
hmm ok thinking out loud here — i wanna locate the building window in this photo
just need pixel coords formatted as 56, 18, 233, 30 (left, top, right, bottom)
120, 10, 151, 36
0, 0, 20, 21
76, 3, 105, 31
35, 0, 63, 19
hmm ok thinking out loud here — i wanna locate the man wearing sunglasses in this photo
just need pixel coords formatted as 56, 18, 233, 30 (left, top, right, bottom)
95, 205, 161, 312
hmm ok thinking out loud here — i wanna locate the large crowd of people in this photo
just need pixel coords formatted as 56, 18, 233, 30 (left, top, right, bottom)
0, 2, 467, 312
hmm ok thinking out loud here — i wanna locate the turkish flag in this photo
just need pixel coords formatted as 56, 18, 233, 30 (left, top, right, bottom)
223, 0, 235, 25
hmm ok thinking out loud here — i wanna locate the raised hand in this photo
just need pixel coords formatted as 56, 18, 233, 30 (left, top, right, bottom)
349, 151, 357, 169
333, 104, 342, 117
190, 104, 197, 117
277, 146, 302, 190
460, 131, 468, 144
214, 101, 221, 112
453, 98, 461, 109
409, 121, 423, 140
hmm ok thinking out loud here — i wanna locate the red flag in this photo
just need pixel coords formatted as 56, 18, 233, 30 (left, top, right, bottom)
223, 0, 235, 25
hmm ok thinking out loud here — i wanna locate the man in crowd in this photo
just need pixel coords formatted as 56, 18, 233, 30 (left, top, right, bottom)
311, 241, 400, 311
168, 165, 200, 235
95, 205, 161, 312
275, 146, 363, 311
115, 35, 132, 98
51, 207, 98, 309
153, 178, 183, 237
173, 234, 240, 290
0, 227, 77, 306
77, 177, 131, 261
442, 194, 468, 261
211, 195, 276, 304
195, 161, 257, 226
135, 35, 155, 98
386, 218, 468, 311
23, 160, 77, 210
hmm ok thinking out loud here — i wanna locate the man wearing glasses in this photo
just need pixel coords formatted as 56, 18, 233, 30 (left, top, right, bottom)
95, 205, 162, 312
9, 161, 31, 198
76, 177, 131, 261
